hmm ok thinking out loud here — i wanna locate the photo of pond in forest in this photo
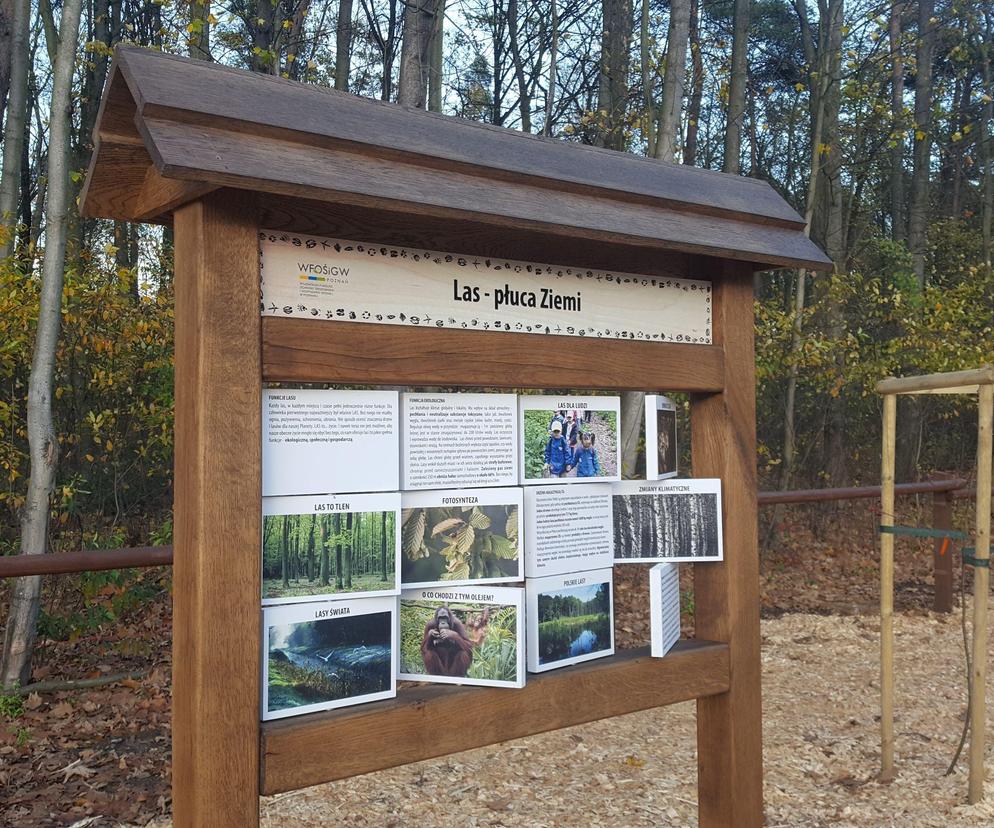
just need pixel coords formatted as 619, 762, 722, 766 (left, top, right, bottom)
263, 507, 397, 602
535, 581, 612, 667
266, 609, 393, 715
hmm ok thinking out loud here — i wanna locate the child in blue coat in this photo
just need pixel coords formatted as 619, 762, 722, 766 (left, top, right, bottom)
572, 431, 601, 477
543, 420, 573, 477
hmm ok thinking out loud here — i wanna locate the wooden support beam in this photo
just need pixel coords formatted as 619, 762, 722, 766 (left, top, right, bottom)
261, 641, 729, 795
879, 393, 897, 780
691, 262, 763, 827
134, 165, 216, 222
969, 384, 992, 803
262, 317, 725, 392
876, 366, 994, 395
172, 191, 261, 828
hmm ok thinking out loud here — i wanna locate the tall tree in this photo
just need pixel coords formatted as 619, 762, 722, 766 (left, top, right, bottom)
0, 0, 13, 121
596, 0, 632, 150
334, 512, 343, 589
380, 510, 388, 581
655, 0, 690, 161
398, 0, 441, 106
335, 0, 354, 90
1, 0, 84, 689
0, 0, 27, 258
189, 0, 211, 59
683, 0, 704, 166
344, 512, 354, 588
981, 10, 993, 269
908, 0, 936, 286
889, 1, 905, 241
428, 0, 444, 110
723, 0, 750, 173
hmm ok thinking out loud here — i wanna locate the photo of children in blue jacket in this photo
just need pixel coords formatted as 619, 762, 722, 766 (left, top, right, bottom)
524, 404, 618, 481
572, 432, 600, 477
544, 420, 573, 477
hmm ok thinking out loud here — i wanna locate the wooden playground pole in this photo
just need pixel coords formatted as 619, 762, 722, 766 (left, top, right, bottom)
969, 383, 992, 803
880, 392, 897, 779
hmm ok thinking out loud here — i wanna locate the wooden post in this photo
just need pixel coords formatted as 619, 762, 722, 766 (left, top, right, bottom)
692, 261, 762, 828
172, 191, 261, 827
969, 383, 992, 803
880, 392, 897, 780
932, 486, 954, 613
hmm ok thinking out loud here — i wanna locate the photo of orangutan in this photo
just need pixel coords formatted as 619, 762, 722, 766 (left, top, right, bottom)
421, 606, 475, 677
399, 590, 524, 687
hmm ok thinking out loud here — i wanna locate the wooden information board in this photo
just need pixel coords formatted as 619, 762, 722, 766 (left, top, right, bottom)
81, 46, 831, 828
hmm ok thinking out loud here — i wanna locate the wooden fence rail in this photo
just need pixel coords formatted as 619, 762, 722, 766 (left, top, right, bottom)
0, 477, 984, 615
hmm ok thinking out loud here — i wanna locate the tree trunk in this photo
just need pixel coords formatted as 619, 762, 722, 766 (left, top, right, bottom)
320, 516, 329, 586
889, 1, 905, 241
0, 0, 13, 124
908, 0, 936, 286
281, 515, 289, 588
619, 392, 644, 479
542, 0, 558, 136
507, 0, 530, 131
189, 0, 211, 59
1, 0, 83, 690
381, 510, 388, 581
0, 0, 28, 258
286, 0, 311, 80
334, 512, 343, 589
723, 0, 750, 173
307, 515, 316, 581
655, 0, 690, 161
250, 0, 276, 73
398, 0, 440, 107
684, 0, 703, 166
982, 21, 992, 269
427, 0, 444, 111
335, 0, 354, 90
344, 512, 354, 588
639, 0, 654, 154
596, 0, 632, 151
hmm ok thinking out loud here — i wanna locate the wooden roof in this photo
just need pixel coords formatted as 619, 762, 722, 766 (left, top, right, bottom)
82, 46, 832, 271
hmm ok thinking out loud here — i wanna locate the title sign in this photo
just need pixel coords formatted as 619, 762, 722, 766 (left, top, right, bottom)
260, 231, 712, 344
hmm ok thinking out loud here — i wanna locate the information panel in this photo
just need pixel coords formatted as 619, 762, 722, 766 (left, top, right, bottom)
260, 231, 712, 344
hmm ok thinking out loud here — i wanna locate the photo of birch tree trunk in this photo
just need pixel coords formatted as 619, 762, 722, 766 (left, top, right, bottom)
612, 491, 721, 561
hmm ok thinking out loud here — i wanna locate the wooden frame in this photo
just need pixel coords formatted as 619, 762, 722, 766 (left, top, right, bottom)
81, 47, 831, 828
876, 367, 993, 803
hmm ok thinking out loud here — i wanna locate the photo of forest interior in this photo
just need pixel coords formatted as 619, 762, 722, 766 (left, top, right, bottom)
263, 509, 397, 602
535, 581, 612, 667
655, 407, 677, 477
401, 503, 519, 586
266, 610, 393, 715
613, 490, 721, 561
400, 600, 520, 684
522, 408, 618, 480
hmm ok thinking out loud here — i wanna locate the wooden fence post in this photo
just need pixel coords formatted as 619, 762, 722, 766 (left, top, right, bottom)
932, 487, 954, 613
172, 191, 261, 827
692, 261, 763, 828
880, 392, 897, 780
968, 383, 992, 803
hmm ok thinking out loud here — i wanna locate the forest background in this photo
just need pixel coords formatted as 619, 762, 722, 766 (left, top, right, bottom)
0, 0, 992, 684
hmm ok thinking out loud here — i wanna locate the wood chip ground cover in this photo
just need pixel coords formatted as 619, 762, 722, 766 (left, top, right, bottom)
2, 501, 993, 825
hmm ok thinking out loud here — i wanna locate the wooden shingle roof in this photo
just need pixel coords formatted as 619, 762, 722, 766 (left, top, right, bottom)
82, 46, 831, 271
